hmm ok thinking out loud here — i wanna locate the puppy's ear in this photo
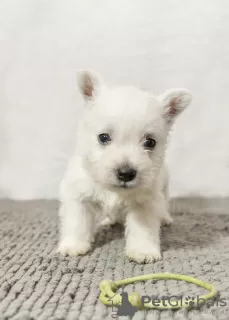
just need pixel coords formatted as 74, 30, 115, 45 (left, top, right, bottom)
77, 70, 104, 100
159, 89, 192, 124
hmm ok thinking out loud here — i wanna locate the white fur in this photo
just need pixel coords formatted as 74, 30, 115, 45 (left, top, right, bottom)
58, 70, 192, 263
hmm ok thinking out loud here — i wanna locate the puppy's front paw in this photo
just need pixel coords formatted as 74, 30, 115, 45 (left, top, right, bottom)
161, 214, 173, 226
125, 247, 162, 264
99, 217, 115, 227
57, 240, 91, 257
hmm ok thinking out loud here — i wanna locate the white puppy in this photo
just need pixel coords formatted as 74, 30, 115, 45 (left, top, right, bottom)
58, 70, 192, 263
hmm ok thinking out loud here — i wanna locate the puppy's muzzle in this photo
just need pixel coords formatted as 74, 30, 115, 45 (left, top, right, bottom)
116, 166, 137, 182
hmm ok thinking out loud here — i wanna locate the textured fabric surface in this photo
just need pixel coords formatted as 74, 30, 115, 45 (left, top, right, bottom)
0, 200, 229, 320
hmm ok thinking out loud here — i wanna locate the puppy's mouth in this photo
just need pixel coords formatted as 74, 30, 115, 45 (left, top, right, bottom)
113, 181, 138, 190
120, 183, 134, 189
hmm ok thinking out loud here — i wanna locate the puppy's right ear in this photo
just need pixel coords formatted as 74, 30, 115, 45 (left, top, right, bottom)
77, 70, 104, 100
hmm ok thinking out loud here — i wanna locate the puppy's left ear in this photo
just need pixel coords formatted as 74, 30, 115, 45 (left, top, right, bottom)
159, 89, 192, 124
77, 69, 105, 101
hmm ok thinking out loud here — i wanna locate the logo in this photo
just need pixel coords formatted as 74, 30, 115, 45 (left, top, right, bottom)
108, 290, 226, 318
109, 290, 138, 318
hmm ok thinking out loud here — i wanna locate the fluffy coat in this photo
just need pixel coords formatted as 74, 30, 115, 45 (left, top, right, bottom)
58, 70, 192, 263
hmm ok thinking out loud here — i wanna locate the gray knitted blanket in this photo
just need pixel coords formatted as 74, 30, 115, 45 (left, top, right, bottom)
0, 199, 229, 320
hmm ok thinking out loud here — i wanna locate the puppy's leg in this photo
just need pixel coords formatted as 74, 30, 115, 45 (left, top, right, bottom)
125, 200, 162, 263
58, 199, 94, 256
160, 189, 173, 226
160, 169, 173, 226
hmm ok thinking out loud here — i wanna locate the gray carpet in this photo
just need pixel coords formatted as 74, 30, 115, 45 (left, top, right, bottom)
0, 200, 229, 320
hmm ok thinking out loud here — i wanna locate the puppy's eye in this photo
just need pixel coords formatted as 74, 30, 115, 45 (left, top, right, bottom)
143, 138, 156, 149
98, 133, 111, 145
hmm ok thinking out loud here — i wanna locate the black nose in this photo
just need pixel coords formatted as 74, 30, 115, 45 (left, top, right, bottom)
117, 166, 137, 182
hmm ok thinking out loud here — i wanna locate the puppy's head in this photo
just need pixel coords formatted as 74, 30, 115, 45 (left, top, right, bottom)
77, 70, 192, 191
